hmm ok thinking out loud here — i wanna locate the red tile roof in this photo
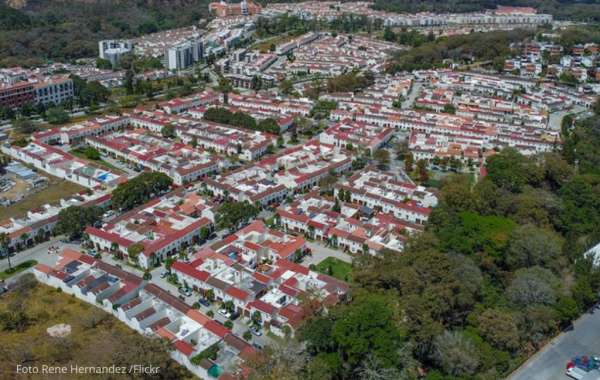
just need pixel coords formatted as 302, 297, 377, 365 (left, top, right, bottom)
174, 340, 195, 356
204, 320, 231, 338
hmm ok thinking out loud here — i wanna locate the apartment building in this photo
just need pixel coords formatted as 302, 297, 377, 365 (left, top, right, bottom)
319, 119, 394, 154
85, 191, 215, 269
277, 192, 423, 255
335, 167, 437, 225
0, 191, 111, 252
87, 131, 222, 185
1, 142, 125, 189
33, 249, 256, 379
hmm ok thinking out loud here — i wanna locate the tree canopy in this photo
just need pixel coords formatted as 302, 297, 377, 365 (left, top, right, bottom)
111, 172, 172, 211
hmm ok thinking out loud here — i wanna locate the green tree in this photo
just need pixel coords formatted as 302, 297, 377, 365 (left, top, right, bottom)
215, 201, 259, 231
476, 309, 520, 352
112, 172, 172, 211
13, 118, 38, 134
0, 232, 11, 271
45, 107, 70, 125
127, 243, 144, 264
404, 152, 414, 173
432, 331, 480, 377
161, 125, 176, 138
373, 149, 390, 169
54, 206, 103, 240
506, 225, 562, 270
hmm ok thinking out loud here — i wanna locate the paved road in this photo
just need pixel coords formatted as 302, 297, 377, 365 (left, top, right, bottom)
302, 241, 352, 266
548, 106, 586, 131
508, 306, 600, 380
0, 237, 80, 272
402, 81, 423, 109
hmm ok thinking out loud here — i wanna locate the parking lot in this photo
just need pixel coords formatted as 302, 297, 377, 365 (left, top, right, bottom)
509, 306, 600, 380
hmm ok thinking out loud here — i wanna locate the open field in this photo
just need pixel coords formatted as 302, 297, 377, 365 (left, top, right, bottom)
0, 176, 30, 202
0, 275, 192, 379
1, 174, 85, 220
314, 256, 353, 282
251, 34, 295, 53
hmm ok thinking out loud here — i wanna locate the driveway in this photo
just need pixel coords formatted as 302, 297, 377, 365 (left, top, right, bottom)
508, 306, 600, 380
302, 241, 352, 266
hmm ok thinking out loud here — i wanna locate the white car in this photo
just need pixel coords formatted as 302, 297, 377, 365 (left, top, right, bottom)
218, 309, 232, 319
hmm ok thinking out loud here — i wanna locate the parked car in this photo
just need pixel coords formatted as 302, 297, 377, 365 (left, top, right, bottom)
250, 326, 262, 336
178, 287, 192, 297
218, 308, 232, 319
160, 270, 169, 278
199, 298, 211, 307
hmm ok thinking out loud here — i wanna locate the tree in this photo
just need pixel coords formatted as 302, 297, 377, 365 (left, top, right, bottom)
199, 226, 210, 242
443, 103, 456, 114
373, 149, 390, 170
83, 147, 100, 160
506, 224, 562, 270
251, 311, 262, 327
112, 172, 172, 211
45, 107, 70, 125
279, 79, 294, 95
506, 267, 559, 306
124, 69, 134, 95
13, 118, 37, 134
416, 159, 429, 183
476, 309, 520, 352
127, 243, 144, 264
161, 125, 176, 138
216, 77, 232, 104
277, 135, 284, 148
54, 206, 103, 240
404, 153, 414, 173
0, 232, 11, 271
432, 331, 480, 377
215, 201, 259, 231
331, 294, 403, 369
96, 58, 112, 70
485, 148, 543, 193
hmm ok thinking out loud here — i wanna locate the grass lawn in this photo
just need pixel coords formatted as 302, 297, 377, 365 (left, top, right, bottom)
314, 257, 353, 282
251, 34, 295, 53
1, 173, 86, 219
0, 275, 192, 378
69, 147, 125, 174
0, 260, 37, 280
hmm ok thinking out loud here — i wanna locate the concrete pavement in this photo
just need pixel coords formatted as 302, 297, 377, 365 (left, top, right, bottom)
302, 241, 352, 266
0, 237, 80, 272
508, 306, 600, 380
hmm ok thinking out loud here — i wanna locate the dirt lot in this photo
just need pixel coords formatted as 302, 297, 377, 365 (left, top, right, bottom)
0, 176, 30, 202
0, 174, 85, 220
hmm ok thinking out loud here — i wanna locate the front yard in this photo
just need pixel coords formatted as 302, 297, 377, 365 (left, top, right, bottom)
314, 257, 353, 282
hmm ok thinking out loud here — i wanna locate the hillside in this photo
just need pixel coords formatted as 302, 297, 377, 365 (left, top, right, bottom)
372, 0, 600, 21
0, 0, 211, 67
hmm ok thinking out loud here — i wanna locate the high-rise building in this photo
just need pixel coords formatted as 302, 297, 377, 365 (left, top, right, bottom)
166, 38, 203, 71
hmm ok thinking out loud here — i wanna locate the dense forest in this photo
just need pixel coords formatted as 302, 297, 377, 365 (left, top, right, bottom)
372, 0, 600, 21
0, 0, 210, 66
249, 113, 600, 380
387, 29, 533, 72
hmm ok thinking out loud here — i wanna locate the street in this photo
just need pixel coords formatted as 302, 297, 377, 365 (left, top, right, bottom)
508, 307, 600, 380
0, 237, 79, 272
